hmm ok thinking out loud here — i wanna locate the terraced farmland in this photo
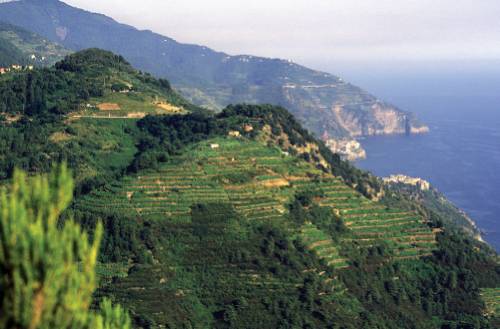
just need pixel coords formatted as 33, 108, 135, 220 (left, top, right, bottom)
76, 138, 307, 223
76, 137, 436, 266
291, 178, 436, 260
297, 224, 348, 270
339, 205, 436, 259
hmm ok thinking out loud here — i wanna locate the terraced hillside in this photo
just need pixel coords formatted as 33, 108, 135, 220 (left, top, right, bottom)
72, 136, 443, 325
297, 223, 349, 270
77, 137, 436, 262
1, 44, 499, 328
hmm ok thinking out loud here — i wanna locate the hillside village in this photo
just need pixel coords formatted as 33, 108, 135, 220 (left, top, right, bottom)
383, 174, 431, 191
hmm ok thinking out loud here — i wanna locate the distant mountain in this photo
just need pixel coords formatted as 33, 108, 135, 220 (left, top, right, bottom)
0, 0, 428, 143
0, 21, 69, 67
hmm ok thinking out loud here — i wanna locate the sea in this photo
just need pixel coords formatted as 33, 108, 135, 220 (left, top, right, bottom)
332, 61, 500, 252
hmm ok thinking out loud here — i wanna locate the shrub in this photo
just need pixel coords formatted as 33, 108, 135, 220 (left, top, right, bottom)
0, 164, 131, 329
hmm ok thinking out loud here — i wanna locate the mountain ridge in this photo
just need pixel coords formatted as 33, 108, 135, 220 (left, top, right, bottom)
0, 0, 428, 154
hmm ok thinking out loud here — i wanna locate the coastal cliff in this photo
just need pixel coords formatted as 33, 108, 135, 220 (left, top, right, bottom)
332, 103, 429, 137
280, 78, 429, 141
318, 103, 429, 160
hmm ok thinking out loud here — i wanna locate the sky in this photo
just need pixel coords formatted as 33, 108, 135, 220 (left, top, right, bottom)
64, 0, 500, 72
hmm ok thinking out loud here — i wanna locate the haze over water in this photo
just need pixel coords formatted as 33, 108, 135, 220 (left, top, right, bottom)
334, 62, 500, 252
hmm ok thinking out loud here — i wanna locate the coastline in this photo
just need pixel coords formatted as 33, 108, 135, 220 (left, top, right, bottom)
354, 120, 500, 252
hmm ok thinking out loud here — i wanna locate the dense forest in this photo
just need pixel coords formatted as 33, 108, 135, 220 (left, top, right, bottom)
0, 49, 498, 329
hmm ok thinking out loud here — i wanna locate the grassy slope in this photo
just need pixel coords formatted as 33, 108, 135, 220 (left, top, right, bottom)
79, 137, 435, 258
65, 101, 497, 328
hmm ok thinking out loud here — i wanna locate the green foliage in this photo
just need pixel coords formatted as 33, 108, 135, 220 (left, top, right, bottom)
290, 191, 348, 242
90, 300, 132, 329
0, 164, 130, 329
481, 288, 500, 327
339, 230, 500, 329
0, 116, 138, 199
78, 133, 499, 328
0, 116, 60, 179
55, 48, 132, 74
130, 112, 225, 172
309, 205, 347, 238
191, 202, 240, 238
220, 104, 315, 146
0, 66, 104, 115
294, 188, 325, 207
216, 170, 257, 184
73, 210, 149, 263
111, 82, 129, 92
317, 141, 382, 197
0, 48, 198, 188
220, 104, 383, 197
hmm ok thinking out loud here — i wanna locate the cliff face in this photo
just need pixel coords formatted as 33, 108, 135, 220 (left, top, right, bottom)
332, 102, 429, 137
280, 81, 428, 160
279, 79, 428, 141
